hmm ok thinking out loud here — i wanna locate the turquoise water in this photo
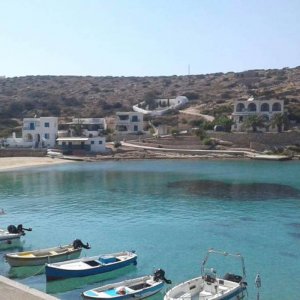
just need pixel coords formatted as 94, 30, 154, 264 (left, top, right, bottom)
0, 159, 300, 300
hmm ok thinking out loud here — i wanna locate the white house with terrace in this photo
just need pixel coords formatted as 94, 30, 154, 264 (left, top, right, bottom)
5, 117, 58, 148
231, 97, 284, 132
57, 118, 107, 138
56, 118, 107, 154
115, 112, 144, 134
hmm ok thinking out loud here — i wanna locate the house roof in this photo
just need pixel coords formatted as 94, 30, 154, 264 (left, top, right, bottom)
56, 137, 89, 141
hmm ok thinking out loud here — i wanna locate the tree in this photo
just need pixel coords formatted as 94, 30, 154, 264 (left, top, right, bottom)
271, 113, 289, 133
214, 116, 234, 132
243, 115, 265, 132
143, 91, 159, 110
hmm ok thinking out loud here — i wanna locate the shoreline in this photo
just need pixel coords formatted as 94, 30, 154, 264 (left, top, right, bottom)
0, 157, 74, 172
0, 150, 297, 172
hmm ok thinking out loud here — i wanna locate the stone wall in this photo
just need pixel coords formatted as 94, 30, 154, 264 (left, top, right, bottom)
0, 148, 46, 157
209, 131, 300, 151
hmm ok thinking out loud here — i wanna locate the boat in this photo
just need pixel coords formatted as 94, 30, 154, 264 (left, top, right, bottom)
47, 149, 63, 158
82, 269, 172, 299
46, 265, 137, 294
5, 239, 90, 267
0, 224, 32, 246
247, 153, 292, 161
164, 249, 247, 300
45, 250, 137, 281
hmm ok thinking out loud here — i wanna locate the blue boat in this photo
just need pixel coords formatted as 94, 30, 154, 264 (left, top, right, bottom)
82, 269, 171, 299
45, 250, 137, 281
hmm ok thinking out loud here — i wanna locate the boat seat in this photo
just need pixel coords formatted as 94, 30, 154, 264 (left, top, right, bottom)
179, 292, 191, 299
219, 285, 228, 291
20, 253, 35, 257
199, 290, 212, 296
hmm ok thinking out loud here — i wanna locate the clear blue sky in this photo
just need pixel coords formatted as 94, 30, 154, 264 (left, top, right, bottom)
0, 0, 299, 77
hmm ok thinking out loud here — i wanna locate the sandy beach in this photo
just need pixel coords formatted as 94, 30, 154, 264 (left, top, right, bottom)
0, 157, 73, 172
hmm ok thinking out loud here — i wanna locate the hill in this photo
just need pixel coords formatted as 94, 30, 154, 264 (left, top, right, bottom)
0, 66, 300, 137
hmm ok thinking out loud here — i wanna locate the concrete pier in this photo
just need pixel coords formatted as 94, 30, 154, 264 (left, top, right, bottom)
0, 276, 58, 300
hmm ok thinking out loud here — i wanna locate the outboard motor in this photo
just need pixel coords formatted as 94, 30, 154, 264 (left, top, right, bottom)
73, 239, 91, 249
7, 224, 32, 235
153, 269, 172, 284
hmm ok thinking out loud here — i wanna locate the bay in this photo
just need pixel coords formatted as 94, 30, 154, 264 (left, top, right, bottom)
0, 159, 300, 299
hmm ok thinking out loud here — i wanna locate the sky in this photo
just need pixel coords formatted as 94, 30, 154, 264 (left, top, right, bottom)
0, 0, 299, 77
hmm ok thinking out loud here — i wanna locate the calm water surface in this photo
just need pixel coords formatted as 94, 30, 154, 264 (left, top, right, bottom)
0, 160, 300, 300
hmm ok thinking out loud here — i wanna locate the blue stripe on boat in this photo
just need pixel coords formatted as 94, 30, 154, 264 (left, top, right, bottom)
105, 289, 118, 296
84, 290, 99, 297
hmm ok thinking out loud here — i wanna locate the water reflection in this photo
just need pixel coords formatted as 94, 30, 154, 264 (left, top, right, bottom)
8, 265, 45, 279
0, 240, 24, 252
168, 180, 300, 200
46, 265, 136, 294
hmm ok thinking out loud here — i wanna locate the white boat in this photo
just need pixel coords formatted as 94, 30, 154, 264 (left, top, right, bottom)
247, 153, 292, 161
5, 239, 90, 267
164, 249, 247, 300
45, 250, 137, 281
47, 149, 63, 158
82, 269, 172, 299
0, 224, 32, 247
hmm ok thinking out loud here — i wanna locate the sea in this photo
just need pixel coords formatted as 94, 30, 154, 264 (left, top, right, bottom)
0, 159, 300, 300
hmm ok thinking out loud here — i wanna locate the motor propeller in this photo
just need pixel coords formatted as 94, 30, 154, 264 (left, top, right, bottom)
7, 224, 32, 235
153, 269, 172, 284
73, 239, 91, 249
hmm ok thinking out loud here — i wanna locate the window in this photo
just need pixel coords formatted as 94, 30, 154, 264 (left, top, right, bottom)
131, 115, 139, 122
30, 122, 35, 130
119, 115, 129, 121
44, 122, 50, 128
248, 103, 257, 112
272, 102, 281, 112
261, 103, 269, 112
91, 141, 95, 144
99, 141, 102, 144
44, 133, 50, 139
236, 103, 245, 112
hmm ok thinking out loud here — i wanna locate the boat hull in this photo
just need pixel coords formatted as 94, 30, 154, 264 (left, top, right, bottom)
164, 276, 247, 300
5, 245, 82, 267
0, 230, 22, 243
45, 252, 137, 281
82, 275, 164, 299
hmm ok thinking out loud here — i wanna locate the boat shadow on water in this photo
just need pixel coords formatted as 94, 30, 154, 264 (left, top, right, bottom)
46, 265, 137, 294
0, 240, 24, 252
8, 265, 45, 279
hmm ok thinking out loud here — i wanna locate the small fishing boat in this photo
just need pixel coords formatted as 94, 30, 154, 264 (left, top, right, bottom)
0, 224, 32, 246
5, 239, 90, 267
45, 250, 137, 281
247, 153, 292, 161
164, 249, 247, 300
82, 269, 171, 299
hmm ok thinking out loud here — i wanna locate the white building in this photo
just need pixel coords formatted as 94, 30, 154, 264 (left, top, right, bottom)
22, 117, 58, 148
231, 98, 284, 132
56, 136, 106, 154
58, 118, 107, 138
115, 112, 144, 134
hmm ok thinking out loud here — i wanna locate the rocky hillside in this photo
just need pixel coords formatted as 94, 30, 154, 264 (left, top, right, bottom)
0, 66, 300, 136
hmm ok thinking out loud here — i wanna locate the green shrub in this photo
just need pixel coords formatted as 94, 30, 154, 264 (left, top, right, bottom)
203, 137, 214, 146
